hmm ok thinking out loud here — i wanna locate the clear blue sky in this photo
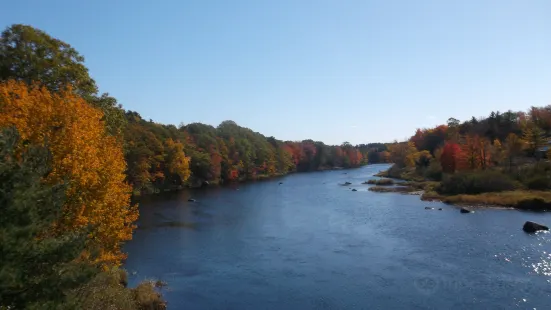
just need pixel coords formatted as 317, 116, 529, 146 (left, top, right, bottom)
2, 1, 550, 145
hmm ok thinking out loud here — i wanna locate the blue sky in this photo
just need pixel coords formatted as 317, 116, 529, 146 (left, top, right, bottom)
2, 0, 550, 145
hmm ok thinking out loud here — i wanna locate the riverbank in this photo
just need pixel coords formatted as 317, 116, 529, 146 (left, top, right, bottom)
134, 164, 369, 197
373, 166, 551, 211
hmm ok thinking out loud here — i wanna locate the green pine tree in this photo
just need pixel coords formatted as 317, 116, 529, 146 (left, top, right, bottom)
0, 127, 97, 309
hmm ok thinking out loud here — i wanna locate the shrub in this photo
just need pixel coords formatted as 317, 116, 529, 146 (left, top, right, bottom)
424, 161, 443, 181
366, 178, 394, 185
438, 171, 520, 195
525, 176, 551, 190
516, 162, 551, 190
65, 269, 167, 310
132, 282, 167, 310
66, 269, 135, 310
386, 164, 403, 178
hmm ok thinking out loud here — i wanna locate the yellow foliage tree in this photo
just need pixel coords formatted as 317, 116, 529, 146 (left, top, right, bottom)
504, 133, 524, 171
0, 80, 138, 265
164, 138, 191, 182
389, 141, 418, 168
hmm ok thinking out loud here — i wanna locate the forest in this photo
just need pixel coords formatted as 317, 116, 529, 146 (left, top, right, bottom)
2, 22, 550, 309
124, 112, 389, 194
0, 24, 389, 309
381, 105, 551, 209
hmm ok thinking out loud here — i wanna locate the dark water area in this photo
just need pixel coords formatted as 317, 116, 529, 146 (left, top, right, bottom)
124, 164, 551, 309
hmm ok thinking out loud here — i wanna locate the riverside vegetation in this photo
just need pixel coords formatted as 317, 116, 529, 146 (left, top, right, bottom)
1, 22, 551, 309
0, 24, 390, 309
374, 110, 551, 210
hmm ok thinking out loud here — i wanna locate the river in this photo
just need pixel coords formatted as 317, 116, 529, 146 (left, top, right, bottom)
124, 164, 551, 309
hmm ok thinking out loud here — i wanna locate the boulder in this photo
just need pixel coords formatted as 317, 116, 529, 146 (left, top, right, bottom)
460, 207, 473, 213
522, 221, 549, 233
188, 198, 196, 202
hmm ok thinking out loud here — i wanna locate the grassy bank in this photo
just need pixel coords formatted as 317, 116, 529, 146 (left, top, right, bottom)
374, 165, 551, 211
421, 191, 551, 210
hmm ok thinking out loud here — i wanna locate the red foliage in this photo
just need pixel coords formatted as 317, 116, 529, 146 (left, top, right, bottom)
227, 169, 239, 180
345, 148, 362, 166
409, 125, 448, 154
440, 142, 463, 173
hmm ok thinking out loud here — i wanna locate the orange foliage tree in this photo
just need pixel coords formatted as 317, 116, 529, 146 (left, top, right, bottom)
459, 135, 492, 170
0, 80, 138, 265
440, 142, 463, 173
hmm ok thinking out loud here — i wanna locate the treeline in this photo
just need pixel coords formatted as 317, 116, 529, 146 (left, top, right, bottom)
0, 24, 388, 308
385, 104, 551, 206
125, 113, 391, 194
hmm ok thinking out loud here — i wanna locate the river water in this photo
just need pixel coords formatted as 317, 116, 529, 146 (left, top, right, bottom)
124, 164, 551, 309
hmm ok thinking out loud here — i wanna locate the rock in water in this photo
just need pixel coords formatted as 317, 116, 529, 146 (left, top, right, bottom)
352, 189, 357, 191
343, 182, 352, 185
279, 182, 283, 185
460, 207, 473, 213
425, 207, 434, 210
523, 221, 549, 233
438, 208, 443, 211
188, 198, 196, 202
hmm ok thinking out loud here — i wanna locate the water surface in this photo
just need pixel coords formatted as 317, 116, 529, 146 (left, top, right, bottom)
124, 164, 551, 309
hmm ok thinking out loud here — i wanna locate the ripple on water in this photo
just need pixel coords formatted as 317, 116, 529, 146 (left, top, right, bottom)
522, 231, 551, 278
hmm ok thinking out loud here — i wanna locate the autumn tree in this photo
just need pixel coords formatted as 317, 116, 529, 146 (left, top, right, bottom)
0, 24, 126, 135
0, 80, 138, 265
440, 142, 463, 173
0, 128, 97, 309
490, 139, 505, 167
446, 117, 460, 142
504, 133, 524, 171
388, 141, 418, 168
461, 135, 480, 170
521, 121, 545, 157
414, 150, 432, 170
164, 138, 191, 185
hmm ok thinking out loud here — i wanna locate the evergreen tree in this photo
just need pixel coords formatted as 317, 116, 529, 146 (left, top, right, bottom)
0, 127, 97, 309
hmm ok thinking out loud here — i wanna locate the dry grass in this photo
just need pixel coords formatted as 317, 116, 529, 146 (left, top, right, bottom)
368, 186, 416, 193
439, 191, 551, 210
420, 191, 444, 202
132, 282, 167, 310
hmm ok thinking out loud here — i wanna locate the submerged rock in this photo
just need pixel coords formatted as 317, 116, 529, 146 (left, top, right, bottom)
460, 207, 473, 213
188, 198, 196, 202
425, 207, 434, 210
343, 182, 352, 185
438, 208, 443, 211
279, 182, 283, 185
352, 189, 357, 192
522, 221, 549, 233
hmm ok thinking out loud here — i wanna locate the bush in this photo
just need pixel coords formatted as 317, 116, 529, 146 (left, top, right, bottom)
438, 171, 520, 195
424, 161, 443, 181
132, 282, 167, 310
66, 269, 135, 310
516, 162, 551, 190
65, 269, 167, 310
386, 164, 403, 178
366, 178, 394, 185
525, 175, 551, 190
